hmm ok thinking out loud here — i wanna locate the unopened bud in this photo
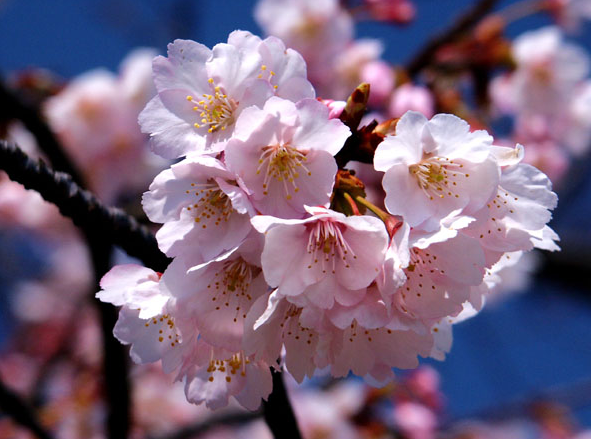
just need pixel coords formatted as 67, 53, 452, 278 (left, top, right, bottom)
339, 83, 371, 131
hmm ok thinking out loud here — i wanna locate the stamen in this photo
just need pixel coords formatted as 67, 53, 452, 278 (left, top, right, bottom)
187, 78, 237, 133
409, 156, 468, 200
306, 220, 355, 272
206, 258, 260, 322
256, 144, 310, 199
186, 180, 234, 229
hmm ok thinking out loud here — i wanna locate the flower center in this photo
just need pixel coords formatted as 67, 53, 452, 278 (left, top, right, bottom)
345, 320, 382, 343
187, 78, 238, 133
256, 144, 311, 200
306, 220, 356, 274
408, 156, 469, 200
144, 314, 181, 347
206, 351, 249, 382
397, 248, 445, 317
257, 64, 279, 91
280, 305, 315, 346
185, 181, 233, 229
208, 258, 260, 321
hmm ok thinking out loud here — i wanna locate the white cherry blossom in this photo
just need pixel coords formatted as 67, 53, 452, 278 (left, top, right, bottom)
374, 111, 500, 231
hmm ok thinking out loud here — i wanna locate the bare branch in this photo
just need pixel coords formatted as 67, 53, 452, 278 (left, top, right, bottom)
0, 377, 55, 439
405, 0, 499, 76
0, 140, 170, 272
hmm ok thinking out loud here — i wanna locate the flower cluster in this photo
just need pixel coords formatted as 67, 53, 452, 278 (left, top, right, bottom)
97, 30, 558, 410
44, 49, 163, 204
490, 26, 591, 183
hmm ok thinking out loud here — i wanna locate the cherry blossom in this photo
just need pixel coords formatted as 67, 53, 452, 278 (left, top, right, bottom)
182, 339, 272, 410
365, 0, 416, 24
44, 49, 159, 203
490, 26, 589, 123
255, 0, 353, 89
462, 162, 559, 263
389, 83, 435, 119
224, 97, 350, 218
142, 155, 254, 264
167, 237, 268, 352
139, 31, 314, 159
244, 291, 321, 383
96, 261, 196, 374
252, 206, 389, 309
374, 111, 500, 230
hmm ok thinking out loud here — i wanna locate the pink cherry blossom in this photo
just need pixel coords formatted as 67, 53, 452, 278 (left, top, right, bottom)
361, 60, 395, 107
227, 30, 315, 101
167, 237, 268, 352
252, 206, 389, 310
142, 155, 254, 264
139, 31, 314, 159
491, 26, 589, 118
289, 380, 365, 439
331, 39, 387, 101
389, 83, 435, 119
462, 162, 559, 263
182, 340, 272, 410
97, 264, 168, 319
44, 50, 159, 203
366, 0, 416, 24
255, 0, 354, 90
244, 291, 321, 383
327, 316, 433, 382
224, 97, 350, 218
96, 261, 197, 374
546, 0, 591, 32
393, 401, 437, 439
393, 233, 486, 325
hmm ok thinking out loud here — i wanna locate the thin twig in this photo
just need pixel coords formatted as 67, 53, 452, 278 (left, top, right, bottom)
0, 377, 55, 439
405, 0, 499, 76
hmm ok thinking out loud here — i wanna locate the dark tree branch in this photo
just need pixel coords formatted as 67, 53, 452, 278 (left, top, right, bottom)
0, 140, 170, 273
1, 77, 136, 437
89, 237, 133, 439
0, 80, 86, 187
405, 0, 499, 76
0, 377, 55, 439
263, 369, 302, 439
0, 78, 137, 438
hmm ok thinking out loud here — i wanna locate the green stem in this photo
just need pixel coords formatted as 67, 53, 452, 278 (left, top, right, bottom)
354, 196, 389, 222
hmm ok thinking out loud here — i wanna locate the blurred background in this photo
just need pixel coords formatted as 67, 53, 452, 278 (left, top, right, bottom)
1, 0, 591, 438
